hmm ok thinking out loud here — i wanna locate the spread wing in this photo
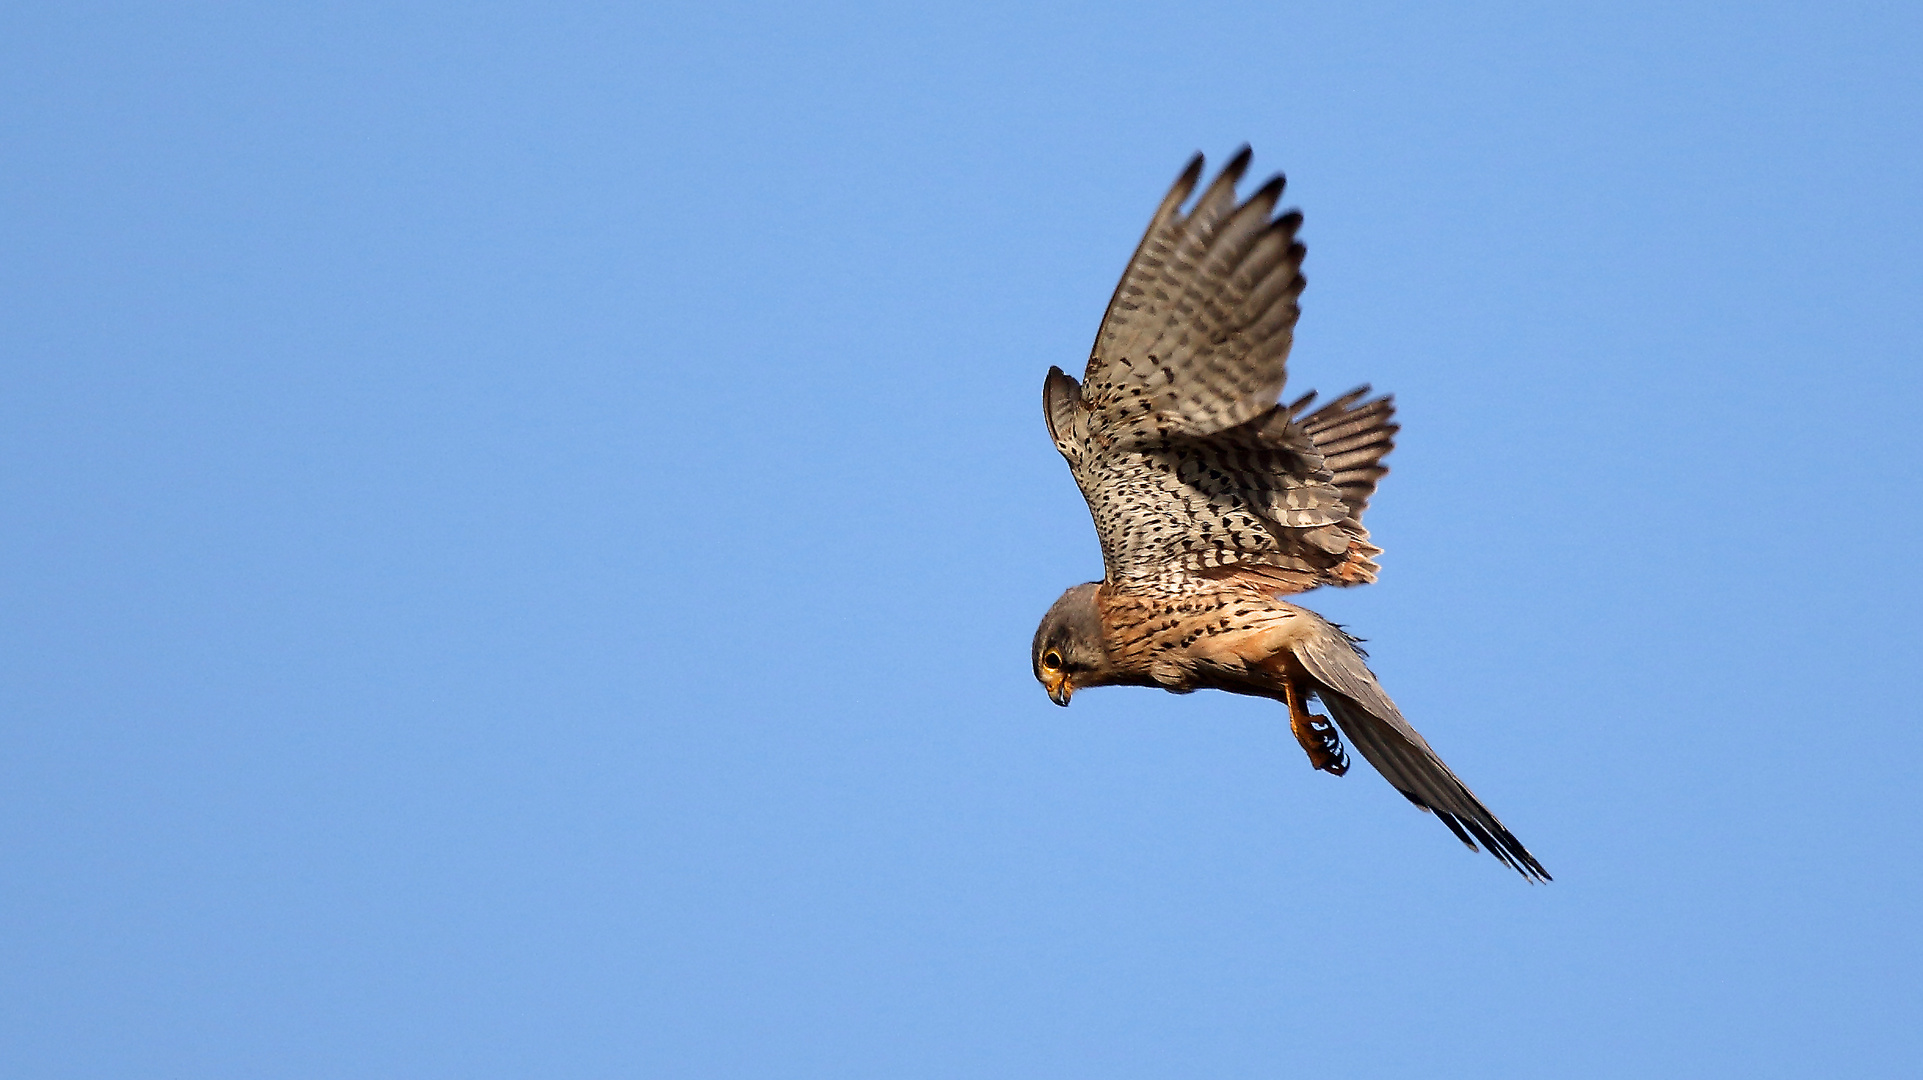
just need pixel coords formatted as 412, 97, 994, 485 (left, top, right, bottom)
1291, 622, 1551, 882
1044, 149, 1397, 593
1293, 387, 1398, 523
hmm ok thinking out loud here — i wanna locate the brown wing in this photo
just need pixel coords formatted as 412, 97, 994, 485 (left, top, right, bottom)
1079, 146, 1306, 445
1043, 150, 1396, 593
1289, 387, 1398, 522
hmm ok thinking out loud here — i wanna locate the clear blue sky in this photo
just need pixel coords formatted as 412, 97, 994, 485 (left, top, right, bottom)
4, 2, 1919, 1076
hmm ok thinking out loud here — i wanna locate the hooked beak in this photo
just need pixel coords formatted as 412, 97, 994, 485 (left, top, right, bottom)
1044, 671, 1073, 707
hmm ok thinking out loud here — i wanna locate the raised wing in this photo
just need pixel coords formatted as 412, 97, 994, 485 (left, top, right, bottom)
1044, 150, 1397, 593
1079, 146, 1307, 445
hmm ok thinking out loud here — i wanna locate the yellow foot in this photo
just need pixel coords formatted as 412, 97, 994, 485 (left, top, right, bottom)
1296, 714, 1350, 775
1284, 678, 1350, 776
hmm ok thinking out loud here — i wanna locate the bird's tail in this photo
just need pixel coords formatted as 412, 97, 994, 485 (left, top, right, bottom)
1285, 614, 1550, 881
1315, 690, 1551, 882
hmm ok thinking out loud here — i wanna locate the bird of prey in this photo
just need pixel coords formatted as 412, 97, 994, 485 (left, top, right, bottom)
1032, 148, 1548, 881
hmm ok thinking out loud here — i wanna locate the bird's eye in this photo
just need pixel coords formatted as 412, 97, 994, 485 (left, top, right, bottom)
1044, 651, 1063, 671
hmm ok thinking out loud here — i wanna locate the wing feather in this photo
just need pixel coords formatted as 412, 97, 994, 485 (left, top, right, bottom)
1043, 152, 1392, 593
1080, 147, 1306, 443
1292, 388, 1398, 520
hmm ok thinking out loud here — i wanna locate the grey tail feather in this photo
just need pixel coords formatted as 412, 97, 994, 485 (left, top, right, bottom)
1317, 692, 1551, 883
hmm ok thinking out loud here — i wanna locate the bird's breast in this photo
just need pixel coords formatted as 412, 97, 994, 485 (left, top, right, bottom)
1095, 585, 1312, 691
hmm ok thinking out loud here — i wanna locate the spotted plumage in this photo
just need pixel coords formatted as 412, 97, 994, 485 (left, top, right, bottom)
1033, 148, 1548, 881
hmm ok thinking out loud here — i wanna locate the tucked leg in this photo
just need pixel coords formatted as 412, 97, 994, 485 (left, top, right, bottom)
1283, 677, 1350, 776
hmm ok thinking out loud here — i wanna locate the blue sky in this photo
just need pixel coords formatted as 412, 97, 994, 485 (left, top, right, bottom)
3, 2, 1919, 1076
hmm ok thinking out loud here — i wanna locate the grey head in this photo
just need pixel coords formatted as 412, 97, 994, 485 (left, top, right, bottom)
1031, 581, 1119, 706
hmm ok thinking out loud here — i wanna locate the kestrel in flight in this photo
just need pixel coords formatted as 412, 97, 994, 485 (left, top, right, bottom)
1032, 148, 1549, 881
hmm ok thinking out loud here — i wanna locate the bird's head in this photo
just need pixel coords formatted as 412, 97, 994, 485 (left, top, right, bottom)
1032, 582, 1115, 706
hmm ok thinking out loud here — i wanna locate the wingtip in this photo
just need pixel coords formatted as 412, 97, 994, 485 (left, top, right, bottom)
1251, 172, 1286, 208
1153, 152, 1199, 215
1224, 143, 1253, 180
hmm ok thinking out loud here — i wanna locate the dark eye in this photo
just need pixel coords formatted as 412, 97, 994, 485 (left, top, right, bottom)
1043, 651, 1063, 671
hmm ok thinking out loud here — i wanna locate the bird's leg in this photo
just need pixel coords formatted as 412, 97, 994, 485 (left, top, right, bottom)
1284, 677, 1349, 776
